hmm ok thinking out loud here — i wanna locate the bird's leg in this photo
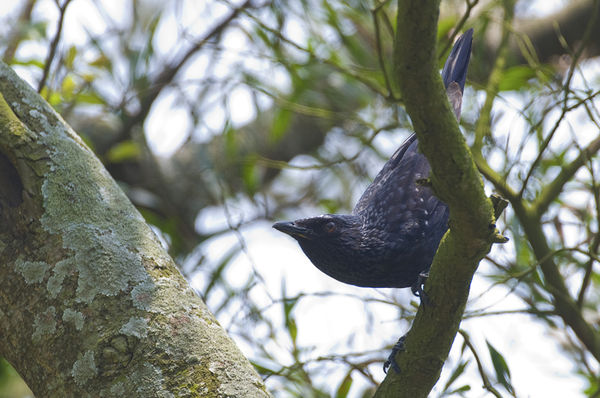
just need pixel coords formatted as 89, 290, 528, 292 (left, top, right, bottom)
383, 274, 431, 373
411, 271, 431, 306
383, 334, 406, 373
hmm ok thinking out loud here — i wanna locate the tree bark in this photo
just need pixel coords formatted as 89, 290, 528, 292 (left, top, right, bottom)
0, 62, 269, 397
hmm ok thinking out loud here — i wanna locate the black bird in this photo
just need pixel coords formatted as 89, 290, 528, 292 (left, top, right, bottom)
273, 29, 472, 372
273, 29, 473, 298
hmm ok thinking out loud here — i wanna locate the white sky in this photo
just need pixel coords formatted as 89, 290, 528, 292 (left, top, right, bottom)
1, 0, 595, 397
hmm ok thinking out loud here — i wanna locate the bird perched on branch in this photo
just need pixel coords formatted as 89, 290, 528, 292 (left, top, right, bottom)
273, 29, 473, 369
274, 29, 472, 293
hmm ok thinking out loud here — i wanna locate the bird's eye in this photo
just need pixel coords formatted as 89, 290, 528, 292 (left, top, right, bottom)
324, 221, 336, 233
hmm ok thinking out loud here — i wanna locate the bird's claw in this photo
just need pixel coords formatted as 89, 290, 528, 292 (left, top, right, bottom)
383, 335, 406, 374
411, 272, 431, 306
385, 274, 431, 373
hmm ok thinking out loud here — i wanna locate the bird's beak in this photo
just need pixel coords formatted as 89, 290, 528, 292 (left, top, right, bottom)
273, 221, 312, 239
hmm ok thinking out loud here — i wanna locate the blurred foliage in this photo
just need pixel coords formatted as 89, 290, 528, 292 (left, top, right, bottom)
2, 0, 600, 396
0, 359, 32, 398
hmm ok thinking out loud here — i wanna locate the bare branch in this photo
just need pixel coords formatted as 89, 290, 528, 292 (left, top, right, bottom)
38, 0, 72, 93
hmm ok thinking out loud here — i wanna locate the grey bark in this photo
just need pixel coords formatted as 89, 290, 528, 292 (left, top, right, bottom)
0, 61, 270, 397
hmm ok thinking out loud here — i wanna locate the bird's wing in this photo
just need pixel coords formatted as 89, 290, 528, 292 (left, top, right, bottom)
353, 134, 417, 217
354, 29, 473, 236
353, 135, 447, 234
354, 29, 473, 228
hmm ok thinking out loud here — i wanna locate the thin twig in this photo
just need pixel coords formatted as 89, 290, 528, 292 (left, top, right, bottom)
459, 330, 504, 398
372, 2, 395, 98
241, 10, 388, 98
577, 157, 600, 307
254, 122, 395, 171
519, 0, 600, 199
117, 0, 256, 140
38, 0, 72, 93
3, 0, 36, 63
533, 132, 600, 217
438, 0, 480, 59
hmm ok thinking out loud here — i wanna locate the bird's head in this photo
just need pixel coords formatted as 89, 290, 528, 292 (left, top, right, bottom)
273, 214, 360, 240
273, 214, 365, 275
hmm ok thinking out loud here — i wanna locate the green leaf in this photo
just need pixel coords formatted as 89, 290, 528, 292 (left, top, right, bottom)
30, 21, 48, 39
61, 75, 76, 99
270, 108, 292, 142
442, 360, 469, 392
65, 45, 77, 69
224, 123, 237, 158
242, 156, 260, 195
437, 17, 458, 41
75, 91, 106, 105
281, 282, 299, 345
486, 340, 514, 394
250, 361, 278, 376
89, 54, 112, 70
498, 66, 536, 91
319, 198, 342, 214
106, 140, 142, 163
46, 90, 62, 107
203, 247, 238, 299
287, 317, 298, 344
11, 58, 45, 69
335, 371, 353, 398
447, 385, 471, 395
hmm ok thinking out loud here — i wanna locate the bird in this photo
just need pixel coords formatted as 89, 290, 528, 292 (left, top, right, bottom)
273, 29, 473, 369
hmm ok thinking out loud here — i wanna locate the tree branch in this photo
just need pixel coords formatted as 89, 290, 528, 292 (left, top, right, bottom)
117, 0, 255, 140
533, 134, 600, 217
513, 206, 600, 362
2, 0, 36, 63
0, 62, 270, 397
38, 0, 72, 93
374, 1, 503, 396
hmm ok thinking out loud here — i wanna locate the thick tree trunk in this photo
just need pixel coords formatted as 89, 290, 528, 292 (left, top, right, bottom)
0, 62, 269, 397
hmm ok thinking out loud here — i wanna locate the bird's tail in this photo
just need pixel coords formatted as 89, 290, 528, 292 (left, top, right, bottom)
441, 28, 473, 119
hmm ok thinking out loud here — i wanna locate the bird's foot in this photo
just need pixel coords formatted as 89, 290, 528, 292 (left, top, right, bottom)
383, 335, 406, 374
411, 272, 431, 306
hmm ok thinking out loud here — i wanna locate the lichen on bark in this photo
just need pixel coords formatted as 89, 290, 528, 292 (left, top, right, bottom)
0, 61, 270, 397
